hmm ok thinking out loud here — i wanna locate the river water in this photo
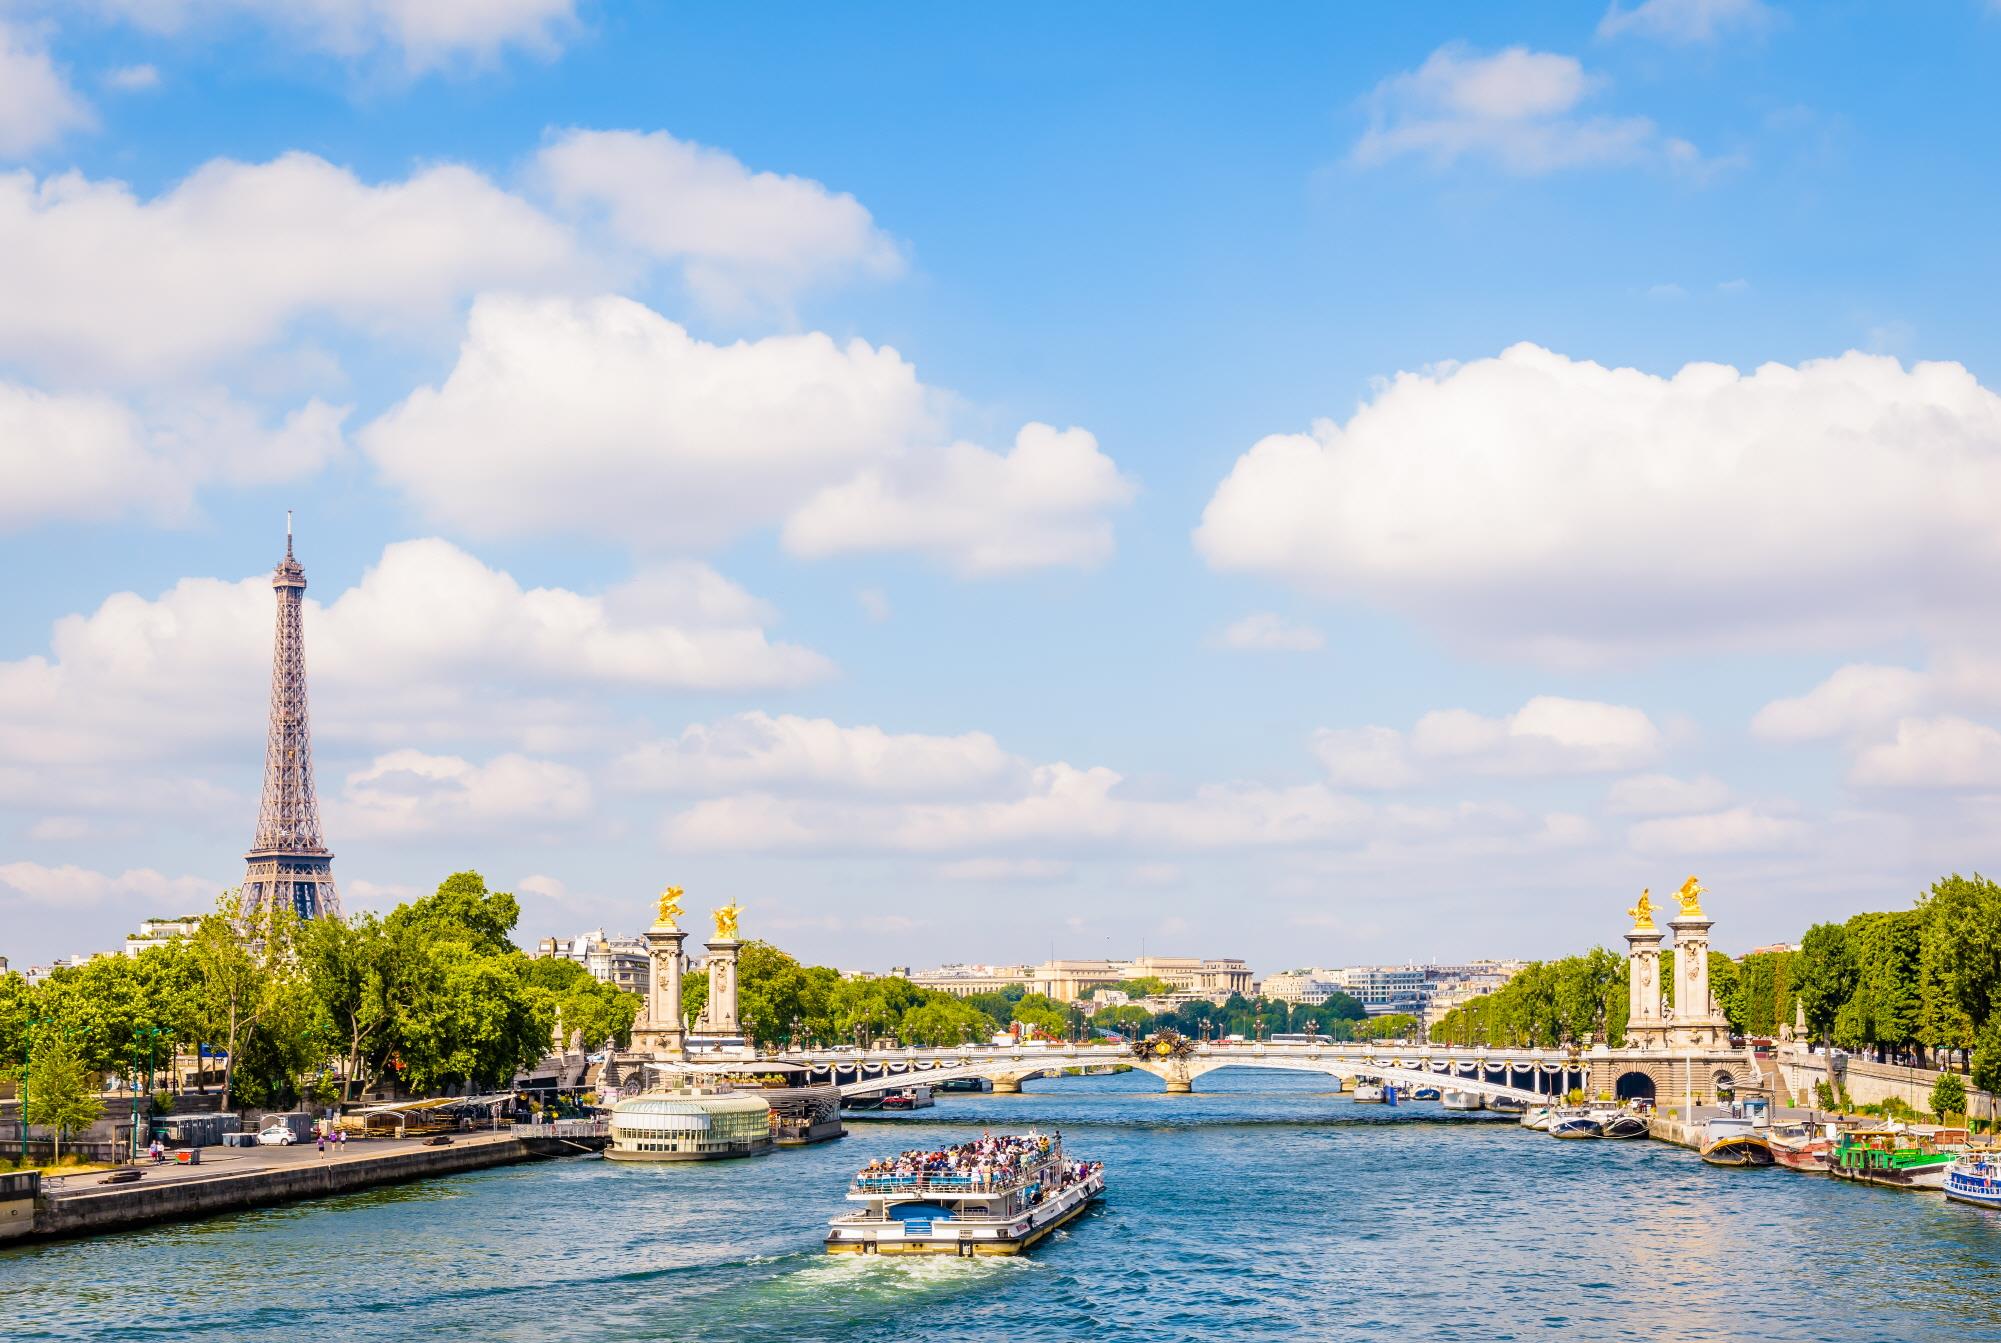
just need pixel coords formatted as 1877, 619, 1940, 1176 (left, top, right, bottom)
8, 1069, 2001, 1342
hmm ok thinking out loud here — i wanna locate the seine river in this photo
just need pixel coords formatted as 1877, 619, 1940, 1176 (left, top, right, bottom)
9, 1069, 2001, 1342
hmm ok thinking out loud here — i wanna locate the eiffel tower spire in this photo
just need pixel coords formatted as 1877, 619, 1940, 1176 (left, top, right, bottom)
243, 513, 339, 920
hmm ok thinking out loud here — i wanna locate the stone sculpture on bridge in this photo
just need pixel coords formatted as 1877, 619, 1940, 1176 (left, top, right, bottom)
1627, 889, 1655, 931
1674, 876, 1706, 918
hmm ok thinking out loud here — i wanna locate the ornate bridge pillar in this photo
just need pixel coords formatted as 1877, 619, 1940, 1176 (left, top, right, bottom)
1666, 878, 1731, 1051
1624, 890, 1668, 1051
632, 924, 687, 1056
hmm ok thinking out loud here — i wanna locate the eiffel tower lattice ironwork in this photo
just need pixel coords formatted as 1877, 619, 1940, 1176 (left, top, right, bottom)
243, 515, 339, 920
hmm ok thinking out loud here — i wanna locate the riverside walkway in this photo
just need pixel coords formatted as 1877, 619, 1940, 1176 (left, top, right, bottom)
18, 1123, 607, 1244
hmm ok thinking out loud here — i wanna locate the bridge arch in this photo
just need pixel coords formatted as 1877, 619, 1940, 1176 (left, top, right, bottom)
1614, 1070, 1657, 1102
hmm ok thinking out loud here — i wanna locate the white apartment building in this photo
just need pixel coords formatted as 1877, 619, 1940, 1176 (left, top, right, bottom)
537, 929, 651, 995
906, 955, 1254, 1005
125, 917, 202, 955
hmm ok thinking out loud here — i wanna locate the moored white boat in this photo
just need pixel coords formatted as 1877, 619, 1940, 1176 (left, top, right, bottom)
1548, 1109, 1603, 1139
1593, 1108, 1649, 1139
1440, 1089, 1484, 1111
1520, 1105, 1556, 1131
1699, 1116, 1774, 1167
1351, 1081, 1386, 1104
1945, 1152, 2001, 1209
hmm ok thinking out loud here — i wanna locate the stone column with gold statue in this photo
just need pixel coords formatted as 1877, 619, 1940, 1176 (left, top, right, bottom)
1666, 876, 1732, 1050
1623, 889, 1668, 1050
631, 885, 688, 1057
695, 901, 743, 1037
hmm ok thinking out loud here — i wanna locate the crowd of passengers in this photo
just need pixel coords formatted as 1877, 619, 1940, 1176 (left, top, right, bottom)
856, 1131, 1081, 1190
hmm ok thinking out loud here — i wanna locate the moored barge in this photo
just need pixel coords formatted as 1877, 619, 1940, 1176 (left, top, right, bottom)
826, 1131, 1104, 1256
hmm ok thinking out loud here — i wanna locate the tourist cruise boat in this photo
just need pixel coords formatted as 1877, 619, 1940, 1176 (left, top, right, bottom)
1944, 1151, 2001, 1209
1831, 1126, 1964, 1190
826, 1132, 1104, 1256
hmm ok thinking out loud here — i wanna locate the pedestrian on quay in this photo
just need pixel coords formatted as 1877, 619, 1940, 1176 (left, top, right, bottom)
316, 1131, 326, 1157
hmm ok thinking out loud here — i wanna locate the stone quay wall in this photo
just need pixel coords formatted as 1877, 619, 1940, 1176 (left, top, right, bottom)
1777, 1047, 1999, 1121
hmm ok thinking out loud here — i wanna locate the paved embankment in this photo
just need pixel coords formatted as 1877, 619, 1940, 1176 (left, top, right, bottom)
27, 1133, 547, 1243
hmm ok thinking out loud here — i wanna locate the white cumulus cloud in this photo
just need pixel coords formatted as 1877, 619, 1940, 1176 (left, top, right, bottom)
364, 294, 1129, 569
781, 423, 1134, 575
1628, 805, 1810, 855
0, 153, 578, 381
336, 749, 592, 838
1196, 344, 2001, 662
0, 861, 217, 912
1606, 772, 1730, 816
92, 0, 579, 71
1752, 664, 1933, 742
1598, 0, 1775, 44
1313, 696, 1661, 788
0, 381, 345, 531
618, 712, 1021, 798
0, 538, 831, 770
1849, 716, 2001, 790
533, 127, 902, 313
0, 22, 93, 158
1216, 612, 1326, 652
1352, 44, 1681, 175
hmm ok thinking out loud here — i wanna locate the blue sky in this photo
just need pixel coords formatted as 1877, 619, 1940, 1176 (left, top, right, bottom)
2, 0, 1998, 971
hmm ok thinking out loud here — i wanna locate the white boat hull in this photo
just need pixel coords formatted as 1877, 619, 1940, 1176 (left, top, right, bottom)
827, 1170, 1103, 1255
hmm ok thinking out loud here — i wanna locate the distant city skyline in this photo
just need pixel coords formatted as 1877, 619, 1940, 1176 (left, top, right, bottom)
4, 4, 1999, 967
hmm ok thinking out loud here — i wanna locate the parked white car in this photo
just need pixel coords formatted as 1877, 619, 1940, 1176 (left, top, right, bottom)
256, 1125, 297, 1146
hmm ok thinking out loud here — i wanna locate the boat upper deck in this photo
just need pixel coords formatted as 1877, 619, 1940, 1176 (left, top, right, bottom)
848, 1132, 1065, 1200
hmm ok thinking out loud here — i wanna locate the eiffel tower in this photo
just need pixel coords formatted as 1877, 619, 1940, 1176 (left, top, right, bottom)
242, 515, 339, 920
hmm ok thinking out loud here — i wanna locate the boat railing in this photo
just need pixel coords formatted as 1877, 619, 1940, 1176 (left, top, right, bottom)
849, 1166, 1050, 1196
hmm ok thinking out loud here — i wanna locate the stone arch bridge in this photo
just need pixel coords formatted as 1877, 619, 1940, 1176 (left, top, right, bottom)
776, 1041, 1662, 1102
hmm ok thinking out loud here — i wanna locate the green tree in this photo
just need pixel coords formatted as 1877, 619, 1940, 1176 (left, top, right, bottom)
1354, 1013, 1420, 1041
24, 1031, 101, 1164
1920, 874, 2001, 1065
520, 957, 640, 1052
0, 972, 30, 1079
897, 997, 994, 1046
1009, 993, 1070, 1038
384, 873, 548, 1092
299, 910, 399, 1100
1797, 922, 1858, 1054
1974, 1018, 2001, 1098
1931, 1070, 1967, 1122
189, 889, 308, 1111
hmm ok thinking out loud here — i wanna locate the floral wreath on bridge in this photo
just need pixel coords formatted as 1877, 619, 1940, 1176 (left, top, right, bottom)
1130, 1029, 1198, 1061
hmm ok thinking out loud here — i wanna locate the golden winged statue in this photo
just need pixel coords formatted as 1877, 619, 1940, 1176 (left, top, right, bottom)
1674, 875, 1706, 918
713, 900, 742, 941
1627, 889, 1655, 931
655, 885, 684, 929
